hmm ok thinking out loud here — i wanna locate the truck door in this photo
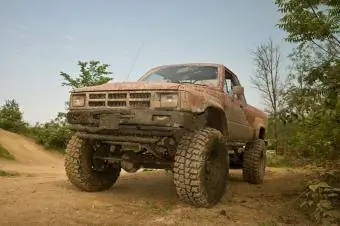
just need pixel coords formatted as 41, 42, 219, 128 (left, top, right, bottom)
223, 71, 253, 141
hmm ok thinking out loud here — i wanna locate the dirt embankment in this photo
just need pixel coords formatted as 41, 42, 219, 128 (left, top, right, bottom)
0, 129, 314, 226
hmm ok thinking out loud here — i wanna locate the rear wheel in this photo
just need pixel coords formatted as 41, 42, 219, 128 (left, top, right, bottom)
64, 135, 121, 192
242, 139, 266, 184
173, 127, 229, 207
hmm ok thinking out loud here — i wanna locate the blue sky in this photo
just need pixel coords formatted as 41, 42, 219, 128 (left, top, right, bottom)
0, 0, 293, 124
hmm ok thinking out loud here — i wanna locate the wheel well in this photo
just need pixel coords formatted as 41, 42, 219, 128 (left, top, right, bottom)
204, 107, 228, 135
259, 127, 266, 139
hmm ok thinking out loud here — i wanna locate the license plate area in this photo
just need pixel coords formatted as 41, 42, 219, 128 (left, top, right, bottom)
99, 114, 119, 129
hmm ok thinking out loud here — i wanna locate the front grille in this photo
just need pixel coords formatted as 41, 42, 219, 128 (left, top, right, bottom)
87, 91, 151, 108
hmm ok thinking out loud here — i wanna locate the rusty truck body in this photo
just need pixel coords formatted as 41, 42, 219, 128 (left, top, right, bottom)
65, 63, 268, 208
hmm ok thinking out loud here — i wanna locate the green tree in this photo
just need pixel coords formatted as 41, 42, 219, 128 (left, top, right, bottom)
275, 0, 340, 53
275, 0, 339, 109
34, 60, 115, 151
0, 99, 26, 132
275, 0, 340, 159
29, 113, 72, 150
60, 60, 113, 89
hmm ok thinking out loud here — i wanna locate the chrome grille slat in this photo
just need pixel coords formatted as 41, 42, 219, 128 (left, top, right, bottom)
130, 93, 151, 99
88, 101, 105, 107
108, 93, 127, 99
108, 101, 127, 107
89, 93, 106, 99
129, 100, 150, 108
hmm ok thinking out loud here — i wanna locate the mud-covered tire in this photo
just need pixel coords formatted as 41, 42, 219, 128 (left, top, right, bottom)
64, 135, 121, 192
242, 139, 266, 184
173, 127, 229, 208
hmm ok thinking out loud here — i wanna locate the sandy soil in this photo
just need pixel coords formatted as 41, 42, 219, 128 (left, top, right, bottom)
0, 129, 314, 226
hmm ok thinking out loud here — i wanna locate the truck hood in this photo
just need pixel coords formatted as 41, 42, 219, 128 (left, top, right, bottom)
73, 81, 218, 93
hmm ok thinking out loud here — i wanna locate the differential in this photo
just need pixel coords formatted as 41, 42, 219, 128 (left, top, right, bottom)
120, 151, 141, 173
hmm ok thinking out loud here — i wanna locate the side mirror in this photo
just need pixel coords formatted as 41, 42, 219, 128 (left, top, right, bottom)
232, 85, 244, 96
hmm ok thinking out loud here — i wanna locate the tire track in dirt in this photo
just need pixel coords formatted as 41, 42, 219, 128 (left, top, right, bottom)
0, 129, 314, 225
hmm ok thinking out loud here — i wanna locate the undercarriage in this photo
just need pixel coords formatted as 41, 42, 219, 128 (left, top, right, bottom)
76, 133, 246, 173
87, 136, 176, 173
66, 108, 200, 173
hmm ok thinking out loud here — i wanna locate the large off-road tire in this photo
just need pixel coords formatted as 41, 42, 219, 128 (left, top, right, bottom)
173, 127, 229, 208
242, 139, 267, 184
64, 135, 121, 192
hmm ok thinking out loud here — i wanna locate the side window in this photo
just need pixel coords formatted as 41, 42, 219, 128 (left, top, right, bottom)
225, 78, 233, 93
224, 71, 233, 94
224, 69, 247, 103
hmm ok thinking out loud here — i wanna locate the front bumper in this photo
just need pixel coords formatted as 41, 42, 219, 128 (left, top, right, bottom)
67, 109, 196, 143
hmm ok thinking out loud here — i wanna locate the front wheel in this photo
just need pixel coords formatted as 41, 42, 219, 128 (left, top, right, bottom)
64, 135, 121, 192
173, 127, 229, 208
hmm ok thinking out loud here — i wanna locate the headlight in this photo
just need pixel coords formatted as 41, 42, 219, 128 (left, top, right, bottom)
71, 94, 85, 107
160, 93, 178, 108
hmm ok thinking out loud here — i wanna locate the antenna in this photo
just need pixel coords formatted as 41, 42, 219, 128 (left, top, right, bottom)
125, 41, 145, 81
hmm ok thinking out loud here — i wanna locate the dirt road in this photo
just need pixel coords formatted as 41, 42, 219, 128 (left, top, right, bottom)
0, 129, 313, 226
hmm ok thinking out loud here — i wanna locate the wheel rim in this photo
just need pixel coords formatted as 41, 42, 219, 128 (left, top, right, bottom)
259, 150, 266, 177
91, 144, 113, 172
204, 138, 226, 197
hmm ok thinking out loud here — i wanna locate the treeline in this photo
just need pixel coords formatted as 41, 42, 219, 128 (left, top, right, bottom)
0, 100, 71, 151
255, 2, 339, 222
251, 0, 339, 162
0, 60, 113, 152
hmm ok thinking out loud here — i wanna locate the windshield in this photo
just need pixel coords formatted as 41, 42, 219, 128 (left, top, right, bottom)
139, 65, 219, 86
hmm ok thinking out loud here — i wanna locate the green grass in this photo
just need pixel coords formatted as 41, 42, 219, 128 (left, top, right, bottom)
266, 153, 292, 167
266, 152, 315, 168
0, 144, 15, 160
0, 169, 19, 177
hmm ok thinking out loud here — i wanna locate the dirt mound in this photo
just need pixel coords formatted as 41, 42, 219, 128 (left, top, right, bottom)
0, 129, 64, 175
0, 129, 62, 165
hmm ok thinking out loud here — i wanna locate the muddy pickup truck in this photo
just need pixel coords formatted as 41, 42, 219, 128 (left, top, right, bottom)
65, 63, 268, 208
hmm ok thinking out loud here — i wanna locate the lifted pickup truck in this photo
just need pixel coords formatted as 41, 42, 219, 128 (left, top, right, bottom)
65, 63, 268, 208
